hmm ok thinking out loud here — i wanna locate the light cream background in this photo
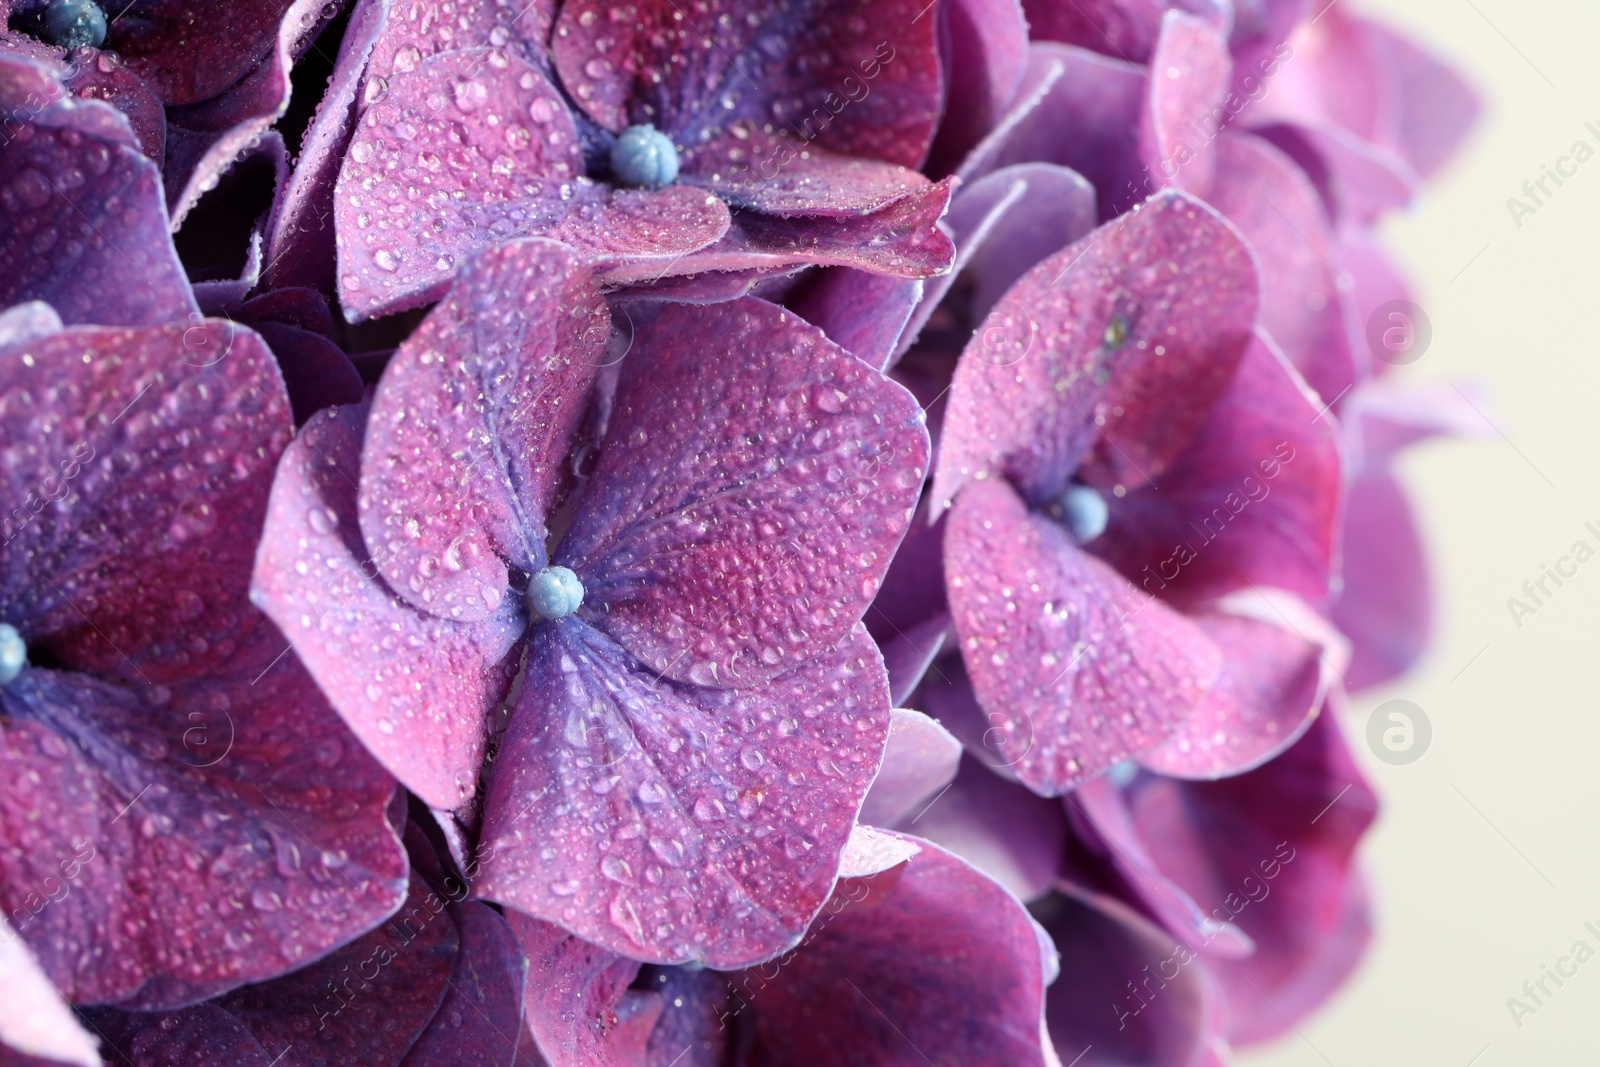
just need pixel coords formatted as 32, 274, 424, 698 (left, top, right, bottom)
1242, 1, 1600, 1065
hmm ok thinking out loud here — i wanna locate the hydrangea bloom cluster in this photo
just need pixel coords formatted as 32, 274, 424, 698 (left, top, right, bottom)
0, 0, 1476, 1063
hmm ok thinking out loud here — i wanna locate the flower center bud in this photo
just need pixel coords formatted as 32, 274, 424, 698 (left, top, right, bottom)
609, 124, 680, 189
25, 0, 107, 49
527, 566, 585, 621
0, 623, 26, 687
1058, 484, 1108, 543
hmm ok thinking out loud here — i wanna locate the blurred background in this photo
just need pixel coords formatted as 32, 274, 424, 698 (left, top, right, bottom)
1243, 0, 1600, 1064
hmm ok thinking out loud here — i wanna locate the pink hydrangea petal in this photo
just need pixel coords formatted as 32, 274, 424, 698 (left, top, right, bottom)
859, 707, 961, 828
1, 657, 407, 1008
1137, 11, 1231, 196
105, 0, 299, 105
0, 302, 64, 354
261, 0, 393, 294
1330, 470, 1431, 691
63, 49, 167, 166
1121, 714, 1378, 1042
838, 823, 922, 877
924, 0, 1029, 175
1249, 121, 1419, 224
160, 0, 335, 227
983, 43, 1148, 218
878, 612, 950, 706
509, 913, 660, 1067
896, 748, 1068, 902
932, 190, 1258, 514
0, 56, 195, 327
84, 874, 461, 1064
944, 480, 1221, 793
476, 622, 891, 968
1092, 333, 1341, 608
788, 268, 924, 371
685, 134, 934, 218
1137, 607, 1331, 778
1039, 889, 1229, 1066
1208, 131, 1354, 403
364, 0, 556, 97
552, 0, 941, 169
1364, 17, 1481, 179
0, 919, 100, 1067
557, 183, 731, 284
1, 321, 288, 682
727, 833, 1057, 1067
359, 238, 609, 623
559, 297, 928, 690
1023, 0, 1228, 63
251, 401, 523, 810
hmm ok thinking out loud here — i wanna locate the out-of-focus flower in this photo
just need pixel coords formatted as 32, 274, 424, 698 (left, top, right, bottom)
253, 237, 929, 966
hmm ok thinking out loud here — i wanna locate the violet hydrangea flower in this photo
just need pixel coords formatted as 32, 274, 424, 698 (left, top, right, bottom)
252, 236, 930, 966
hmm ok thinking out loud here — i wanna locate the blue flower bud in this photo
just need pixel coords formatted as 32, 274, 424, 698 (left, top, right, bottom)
609, 124, 680, 189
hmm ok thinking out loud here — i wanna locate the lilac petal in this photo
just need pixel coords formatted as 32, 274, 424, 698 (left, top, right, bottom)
859, 707, 962, 828
1022, 0, 1229, 63
251, 402, 523, 810
640, 968, 730, 1067
925, 0, 1029, 175
509, 914, 658, 1067
553, 0, 941, 168
729, 833, 1057, 1067
0, 56, 194, 326
839, 823, 923, 877
85, 875, 460, 1066
231, 287, 335, 336
788, 268, 923, 371
364, 0, 556, 94
560, 297, 928, 690
1258, 121, 1419, 223
400, 904, 527, 1067
1137, 606, 1332, 778
895, 749, 1067, 902
1330, 471, 1431, 691
879, 612, 950, 706
685, 133, 935, 218
160, 0, 334, 226
900, 162, 1097, 362
0, 302, 64, 354
105, 0, 298, 105
1121, 714, 1377, 1042
1093, 333, 1341, 608
1138, 12, 1232, 196
0, 920, 100, 1067
261, 0, 392, 294
359, 238, 609, 623
944, 480, 1221, 793
63, 49, 166, 166
249, 320, 364, 424
477, 622, 891, 968
985, 43, 1149, 218
1038, 889, 1228, 1067
1207, 131, 1354, 403
865, 496, 947, 651
1365, 18, 1481, 179
333, 50, 728, 320
931, 190, 1257, 514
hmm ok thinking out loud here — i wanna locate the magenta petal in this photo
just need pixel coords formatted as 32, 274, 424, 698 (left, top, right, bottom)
1023, 0, 1227, 63
557, 183, 731, 284
1208, 131, 1354, 403
553, 0, 941, 168
932, 190, 1257, 512
476, 622, 891, 967
0, 920, 99, 1067
509, 914, 657, 1067
789, 268, 924, 371
365, 0, 556, 92
1039, 890, 1227, 1067
730, 833, 1057, 1067
1122, 714, 1378, 1042
944, 480, 1220, 793
1137, 608, 1329, 778
1094, 334, 1341, 607
0, 56, 194, 327
686, 133, 935, 217
261, 0, 392, 294
1331, 470, 1431, 691
1137, 12, 1232, 196
400, 903, 527, 1067
359, 238, 608, 623
251, 402, 523, 810
900, 749, 1068, 902
63, 49, 167, 166
559, 298, 928, 690
925, 0, 1029, 175
859, 707, 962, 827
106, 0, 299, 105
